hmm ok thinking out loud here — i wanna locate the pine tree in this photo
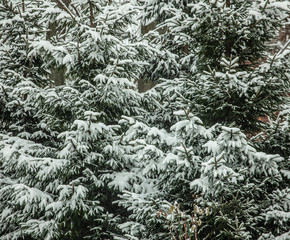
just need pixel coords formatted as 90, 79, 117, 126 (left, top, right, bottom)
251, 108, 290, 159
118, 109, 289, 239
140, 0, 290, 132
1, 0, 289, 239
121, 2, 290, 236
0, 0, 152, 239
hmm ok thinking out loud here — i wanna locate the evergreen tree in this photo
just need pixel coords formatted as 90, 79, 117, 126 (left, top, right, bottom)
140, 0, 290, 132
0, 0, 152, 239
1, 0, 289, 239
119, 1, 290, 237
251, 108, 290, 159
118, 109, 289, 239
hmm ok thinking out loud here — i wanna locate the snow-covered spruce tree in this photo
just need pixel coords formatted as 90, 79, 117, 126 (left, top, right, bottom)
251, 108, 290, 159
115, 111, 218, 239
0, 112, 130, 239
130, 3, 290, 236
191, 125, 289, 239
116, 113, 206, 240
122, 0, 289, 238
0, 0, 154, 239
140, 0, 290, 132
0, 0, 52, 87
117, 109, 289, 239
0, 0, 55, 139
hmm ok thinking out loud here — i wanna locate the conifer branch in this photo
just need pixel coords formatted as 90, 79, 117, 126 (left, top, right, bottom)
0, 34, 10, 46
270, 53, 277, 68
77, 34, 81, 63
207, 65, 216, 79
261, 0, 270, 13
175, 91, 190, 104
252, 39, 290, 104
1, 86, 8, 99
181, 142, 190, 161
251, 18, 263, 28
70, 138, 82, 157
100, 13, 109, 36
276, 39, 290, 58
118, 133, 125, 144
214, 156, 217, 170
250, 0, 271, 29
2, 1, 17, 15
55, 0, 78, 23
88, 113, 92, 134
182, 107, 190, 120
25, 27, 29, 57
71, 3, 80, 17
109, 55, 120, 78
3, 48, 13, 61
228, 55, 232, 73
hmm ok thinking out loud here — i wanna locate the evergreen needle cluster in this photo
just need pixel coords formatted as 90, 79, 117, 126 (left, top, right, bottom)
0, 0, 289, 239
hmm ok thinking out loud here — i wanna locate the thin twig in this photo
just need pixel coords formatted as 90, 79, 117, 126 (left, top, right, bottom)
1, 86, 9, 99
181, 142, 190, 161
100, 13, 109, 36
109, 55, 120, 78
70, 3, 80, 17
182, 107, 190, 120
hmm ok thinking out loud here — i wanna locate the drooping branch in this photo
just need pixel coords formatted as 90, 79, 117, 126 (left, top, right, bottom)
54, 0, 76, 21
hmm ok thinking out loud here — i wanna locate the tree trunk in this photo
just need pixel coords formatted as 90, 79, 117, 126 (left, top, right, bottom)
46, 0, 71, 86
225, 0, 231, 58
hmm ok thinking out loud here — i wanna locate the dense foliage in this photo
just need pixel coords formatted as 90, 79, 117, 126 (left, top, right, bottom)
0, 0, 289, 240
142, 0, 290, 132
